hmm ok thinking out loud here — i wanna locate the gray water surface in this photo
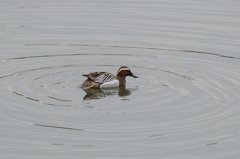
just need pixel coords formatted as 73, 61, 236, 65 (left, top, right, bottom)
1, 0, 240, 159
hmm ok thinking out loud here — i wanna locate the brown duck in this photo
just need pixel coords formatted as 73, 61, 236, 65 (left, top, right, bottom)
81, 66, 138, 90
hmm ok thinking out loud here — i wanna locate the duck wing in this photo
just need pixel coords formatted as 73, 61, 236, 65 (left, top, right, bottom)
95, 73, 115, 84
82, 72, 102, 79
82, 72, 115, 84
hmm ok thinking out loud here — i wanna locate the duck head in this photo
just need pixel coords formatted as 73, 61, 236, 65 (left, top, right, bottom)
117, 66, 138, 78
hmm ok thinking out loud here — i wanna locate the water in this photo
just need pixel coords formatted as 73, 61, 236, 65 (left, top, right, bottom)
1, 0, 240, 158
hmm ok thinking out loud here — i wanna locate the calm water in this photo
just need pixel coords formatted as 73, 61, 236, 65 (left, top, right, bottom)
1, 0, 240, 158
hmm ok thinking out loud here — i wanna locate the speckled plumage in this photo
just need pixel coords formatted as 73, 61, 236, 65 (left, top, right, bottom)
81, 66, 138, 90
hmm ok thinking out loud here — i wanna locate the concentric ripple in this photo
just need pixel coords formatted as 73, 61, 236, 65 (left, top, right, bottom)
1, 46, 240, 158
1, 0, 240, 158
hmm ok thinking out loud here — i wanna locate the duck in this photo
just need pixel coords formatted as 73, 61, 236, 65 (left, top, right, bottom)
81, 66, 138, 90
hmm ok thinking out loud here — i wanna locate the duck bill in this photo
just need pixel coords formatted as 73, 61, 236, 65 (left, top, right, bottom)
130, 73, 138, 78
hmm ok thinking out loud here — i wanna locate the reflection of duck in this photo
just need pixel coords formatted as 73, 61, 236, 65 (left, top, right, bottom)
83, 86, 135, 100
81, 66, 138, 90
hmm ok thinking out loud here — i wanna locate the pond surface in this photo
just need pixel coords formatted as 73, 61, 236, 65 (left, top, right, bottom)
0, 0, 240, 158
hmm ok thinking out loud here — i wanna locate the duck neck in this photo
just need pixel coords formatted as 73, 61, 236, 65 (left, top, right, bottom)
117, 75, 126, 87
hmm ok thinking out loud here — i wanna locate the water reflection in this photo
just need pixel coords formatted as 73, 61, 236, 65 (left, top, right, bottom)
83, 86, 135, 100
